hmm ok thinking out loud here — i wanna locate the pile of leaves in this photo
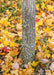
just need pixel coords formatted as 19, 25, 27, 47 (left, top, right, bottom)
35, 0, 54, 74
0, 0, 54, 75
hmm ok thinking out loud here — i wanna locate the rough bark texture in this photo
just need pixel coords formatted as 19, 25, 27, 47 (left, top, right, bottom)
19, 0, 35, 63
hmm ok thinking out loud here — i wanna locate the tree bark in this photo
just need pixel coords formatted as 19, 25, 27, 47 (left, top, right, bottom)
19, 0, 35, 63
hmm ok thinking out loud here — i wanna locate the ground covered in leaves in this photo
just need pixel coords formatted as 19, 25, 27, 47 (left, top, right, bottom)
0, 0, 54, 75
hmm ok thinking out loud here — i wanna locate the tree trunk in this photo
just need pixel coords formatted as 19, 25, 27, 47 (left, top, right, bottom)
19, 0, 35, 63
